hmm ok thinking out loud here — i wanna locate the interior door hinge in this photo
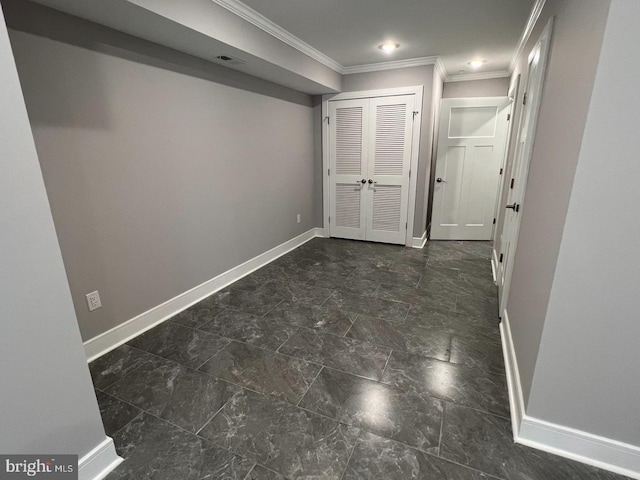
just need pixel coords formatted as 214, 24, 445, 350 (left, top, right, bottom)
493, 218, 496, 225
328, 216, 330, 224
510, 178, 515, 189
507, 113, 511, 121
499, 168, 503, 175
406, 222, 408, 229
328, 168, 330, 176
326, 116, 330, 125
408, 170, 411, 178
413, 111, 419, 118
523, 93, 527, 105
499, 253, 504, 263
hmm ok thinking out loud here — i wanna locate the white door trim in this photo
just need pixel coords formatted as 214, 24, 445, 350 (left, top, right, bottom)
322, 86, 423, 246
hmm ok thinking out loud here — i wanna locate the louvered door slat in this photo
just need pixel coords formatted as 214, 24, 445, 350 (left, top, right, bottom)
372, 185, 402, 231
335, 184, 362, 228
335, 107, 364, 175
374, 103, 408, 176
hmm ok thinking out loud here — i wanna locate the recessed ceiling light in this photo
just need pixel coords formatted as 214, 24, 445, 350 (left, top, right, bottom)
467, 59, 487, 69
379, 43, 399, 53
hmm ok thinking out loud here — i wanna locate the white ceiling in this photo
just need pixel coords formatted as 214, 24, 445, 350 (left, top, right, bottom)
239, 0, 535, 77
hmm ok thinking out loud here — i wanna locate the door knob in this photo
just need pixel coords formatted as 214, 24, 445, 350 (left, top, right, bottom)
436, 177, 445, 183
506, 203, 520, 212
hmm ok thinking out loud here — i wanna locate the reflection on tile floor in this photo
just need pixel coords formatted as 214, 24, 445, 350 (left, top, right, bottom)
93, 238, 628, 479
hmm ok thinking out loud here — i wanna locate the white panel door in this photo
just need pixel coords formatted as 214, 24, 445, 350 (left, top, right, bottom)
365, 95, 414, 244
431, 97, 510, 240
329, 99, 369, 240
498, 21, 553, 315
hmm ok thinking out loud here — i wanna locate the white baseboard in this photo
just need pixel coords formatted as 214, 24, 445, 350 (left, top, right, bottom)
518, 417, 640, 479
79, 437, 122, 480
411, 231, 427, 249
491, 255, 498, 285
500, 310, 640, 479
500, 310, 525, 437
84, 227, 323, 362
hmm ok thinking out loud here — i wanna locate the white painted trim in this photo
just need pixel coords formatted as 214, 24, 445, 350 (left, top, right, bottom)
518, 418, 640, 479
405, 88, 423, 247
445, 70, 511, 83
342, 56, 440, 75
500, 309, 525, 439
434, 58, 447, 81
321, 86, 423, 247
491, 248, 500, 287
323, 86, 424, 102
79, 437, 122, 480
509, 0, 547, 73
84, 228, 323, 361
490, 252, 497, 284
210, 0, 343, 73
321, 100, 331, 238
501, 309, 640, 479
411, 231, 427, 249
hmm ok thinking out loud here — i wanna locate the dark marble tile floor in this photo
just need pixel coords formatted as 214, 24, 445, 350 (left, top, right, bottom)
91, 238, 628, 479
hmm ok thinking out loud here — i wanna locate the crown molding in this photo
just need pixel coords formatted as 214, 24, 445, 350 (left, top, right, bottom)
342, 56, 441, 75
211, 0, 540, 84
509, 0, 547, 72
210, 0, 343, 73
446, 70, 511, 83
434, 57, 447, 80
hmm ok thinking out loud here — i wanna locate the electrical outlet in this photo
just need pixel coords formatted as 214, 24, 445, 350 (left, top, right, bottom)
296, 213, 301, 224
86, 290, 102, 312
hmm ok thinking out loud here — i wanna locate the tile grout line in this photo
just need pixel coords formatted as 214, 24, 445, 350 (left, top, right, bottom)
338, 431, 362, 480
437, 401, 446, 456
274, 326, 300, 353
94, 388, 145, 438
378, 347, 394, 381
342, 315, 357, 338
297, 366, 324, 407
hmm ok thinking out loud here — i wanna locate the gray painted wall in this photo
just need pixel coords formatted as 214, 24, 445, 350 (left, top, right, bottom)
527, 0, 640, 445
0, 5, 106, 455
342, 66, 436, 238
7, 5, 318, 341
502, 0, 611, 405
442, 77, 509, 98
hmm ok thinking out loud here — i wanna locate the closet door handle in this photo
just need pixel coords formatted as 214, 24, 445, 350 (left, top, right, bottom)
360, 179, 367, 184
368, 179, 375, 184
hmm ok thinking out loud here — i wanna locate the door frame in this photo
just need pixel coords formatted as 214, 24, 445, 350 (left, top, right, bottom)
322, 86, 424, 247
498, 18, 554, 317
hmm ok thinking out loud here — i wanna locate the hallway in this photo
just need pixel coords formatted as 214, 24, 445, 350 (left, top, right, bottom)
91, 239, 624, 479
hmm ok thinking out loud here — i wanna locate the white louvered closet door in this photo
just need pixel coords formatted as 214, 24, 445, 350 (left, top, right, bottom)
329, 99, 369, 240
364, 95, 414, 244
